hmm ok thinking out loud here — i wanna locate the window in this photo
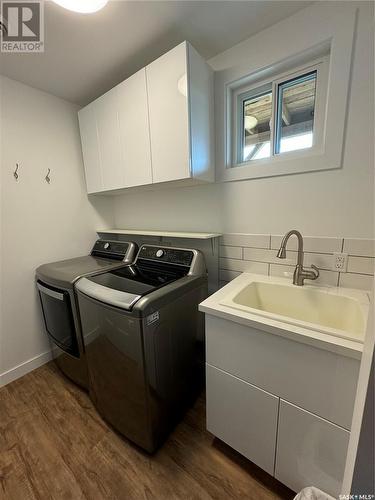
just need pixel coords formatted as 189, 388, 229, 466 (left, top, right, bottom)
274, 71, 316, 155
216, 11, 355, 183
232, 59, 327, 169
239, 84, 272, 163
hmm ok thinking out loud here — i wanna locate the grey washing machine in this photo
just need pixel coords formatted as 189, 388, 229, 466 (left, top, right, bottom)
36, 240, 138, 389
76, 245, 208, 452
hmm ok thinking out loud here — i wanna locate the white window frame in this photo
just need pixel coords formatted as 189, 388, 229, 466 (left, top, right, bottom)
213, 6, 356, 184
229, 56, 329, 176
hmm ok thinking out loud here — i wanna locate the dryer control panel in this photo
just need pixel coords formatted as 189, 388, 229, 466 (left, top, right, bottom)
91, 240, 137, 262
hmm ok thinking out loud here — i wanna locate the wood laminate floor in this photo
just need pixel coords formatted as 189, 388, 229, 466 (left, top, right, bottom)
0, 363, 295, 500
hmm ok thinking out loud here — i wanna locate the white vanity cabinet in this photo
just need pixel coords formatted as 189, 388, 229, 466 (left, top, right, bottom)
206, 364, 279, 475
78, 41, 214, 194
205, 314, 360, 498
275, 400, 350, 496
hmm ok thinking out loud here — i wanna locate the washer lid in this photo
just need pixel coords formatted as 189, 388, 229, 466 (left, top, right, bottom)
76, 277, 142, 311
36, 256, 127, 288
75, 261, 189, 309
84, 262, 187, 294
36, 241, 138, 288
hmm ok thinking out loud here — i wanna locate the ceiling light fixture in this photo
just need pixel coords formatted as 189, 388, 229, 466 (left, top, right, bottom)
244, 115, 258, 131
51, 0, 109, 14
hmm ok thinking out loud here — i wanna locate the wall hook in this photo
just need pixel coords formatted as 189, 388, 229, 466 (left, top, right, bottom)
13, 163, 19, 181
45, 168, 51, 184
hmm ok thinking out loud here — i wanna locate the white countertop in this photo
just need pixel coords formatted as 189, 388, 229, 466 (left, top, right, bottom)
199, 273, 370, 359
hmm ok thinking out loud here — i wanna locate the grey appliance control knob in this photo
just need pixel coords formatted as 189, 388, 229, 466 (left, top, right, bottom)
104, 242, 110, 250
156, 249, 164, 258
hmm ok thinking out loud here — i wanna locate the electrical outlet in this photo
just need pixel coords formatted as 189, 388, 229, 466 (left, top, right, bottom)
333, 252, 348, 272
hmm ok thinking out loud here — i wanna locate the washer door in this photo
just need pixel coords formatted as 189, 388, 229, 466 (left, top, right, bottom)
37, 281, 79, 357
77, 291, 154, 451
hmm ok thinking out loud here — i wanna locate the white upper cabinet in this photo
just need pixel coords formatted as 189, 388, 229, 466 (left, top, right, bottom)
95, 88, 123, 191
78, 41, 214, 194
146, 41, 214, 184
146, 42, 190, 183
117, 68, 152, 188
78, 104, 102, 194
78, 69, 152, 193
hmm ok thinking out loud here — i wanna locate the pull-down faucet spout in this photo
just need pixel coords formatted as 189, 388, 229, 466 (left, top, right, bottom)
277, 230, 319, 286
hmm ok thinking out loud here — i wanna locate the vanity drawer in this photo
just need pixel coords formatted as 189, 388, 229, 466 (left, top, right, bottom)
275, 400, 350, 497
206, 364, 279, 475
205, 315, 359, 429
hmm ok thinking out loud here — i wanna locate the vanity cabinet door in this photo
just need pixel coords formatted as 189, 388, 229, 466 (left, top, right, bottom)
275, 400, 350, 498
206, 364, 279, 475
117, 68, 152, 188
205, 315, 359, 429
146, 42, 191, 184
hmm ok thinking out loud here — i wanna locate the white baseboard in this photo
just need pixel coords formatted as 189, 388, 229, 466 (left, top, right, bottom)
0, 350, 52, 387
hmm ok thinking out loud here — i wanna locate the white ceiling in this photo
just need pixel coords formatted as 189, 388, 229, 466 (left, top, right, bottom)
0, 0, 312, 105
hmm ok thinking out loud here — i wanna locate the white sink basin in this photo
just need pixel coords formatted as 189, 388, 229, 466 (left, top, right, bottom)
220, 277, 369, 343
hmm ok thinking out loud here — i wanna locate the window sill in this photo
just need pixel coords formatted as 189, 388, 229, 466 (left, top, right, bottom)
217, 149, 341, 182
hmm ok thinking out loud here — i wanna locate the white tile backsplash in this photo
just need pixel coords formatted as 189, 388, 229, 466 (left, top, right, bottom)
343, 238, 375, 257
271, 235, 343, 254
219, 233, 374, 291
269, 264, 339, 287
220, 257, 269, 274
304, 253, 334, 271
221, 233, 270, 249
243, 248, 333, 271
219, 245, 242, 260
339, 273, 374, 291
243, 247, 296, 266
347, 256, 375, 275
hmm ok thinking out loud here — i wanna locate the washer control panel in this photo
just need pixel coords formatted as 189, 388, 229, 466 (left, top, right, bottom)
138, 246, 194, 267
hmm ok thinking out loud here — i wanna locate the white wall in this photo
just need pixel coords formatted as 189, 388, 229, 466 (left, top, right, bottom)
114, 182, 221, 233
342, 297, 375, 494
0, 1, 373, 386
113, 1, 374, 239
0, 76, 114, 384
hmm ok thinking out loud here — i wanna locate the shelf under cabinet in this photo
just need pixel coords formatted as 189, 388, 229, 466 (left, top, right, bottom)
97, 229, 222, 240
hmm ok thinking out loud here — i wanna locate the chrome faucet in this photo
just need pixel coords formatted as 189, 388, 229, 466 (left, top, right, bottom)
276, 230, 319, 286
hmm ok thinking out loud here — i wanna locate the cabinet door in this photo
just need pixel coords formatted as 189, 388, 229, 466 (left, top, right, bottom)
206, 364, 279, 475
117, 69, 152, 187
146, 42, 190, 183
188, 43, 214, 182
205, 315, 359, 430
78, 104, 103, 193
275, 400, 350, 498
94, 89, 123, 190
